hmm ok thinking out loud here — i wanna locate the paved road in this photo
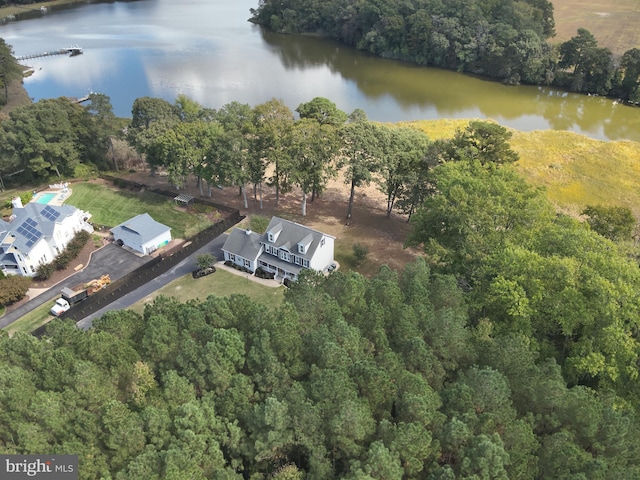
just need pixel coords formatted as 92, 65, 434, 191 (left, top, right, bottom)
0, 244, 149, 329
76, 234, 228, 329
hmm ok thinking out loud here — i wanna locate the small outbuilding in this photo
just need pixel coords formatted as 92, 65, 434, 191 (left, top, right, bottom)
174, 194, 194, 207
111, 213, 171, 255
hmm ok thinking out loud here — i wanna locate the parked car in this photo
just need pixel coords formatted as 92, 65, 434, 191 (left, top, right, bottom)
192, 266, 216, 278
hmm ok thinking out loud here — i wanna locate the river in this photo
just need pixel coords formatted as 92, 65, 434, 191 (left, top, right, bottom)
1, 0, 638, 142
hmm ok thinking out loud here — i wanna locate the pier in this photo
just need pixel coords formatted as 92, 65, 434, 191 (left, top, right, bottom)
16, 47, 82, 62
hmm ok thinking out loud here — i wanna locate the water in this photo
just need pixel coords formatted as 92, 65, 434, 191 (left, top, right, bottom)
34, 192, 56, 204
1, 0, 638, 141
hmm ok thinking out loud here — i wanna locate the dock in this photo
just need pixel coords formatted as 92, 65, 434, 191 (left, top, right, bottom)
16, 47, 83, 62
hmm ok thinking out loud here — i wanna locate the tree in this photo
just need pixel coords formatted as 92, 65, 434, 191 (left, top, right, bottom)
151, 121, 221, 191
446, 121, 519, 166
338, 121, 384, 224
406, 160, 552, 281
375, 125, 430, 217
619, 48, 640, 103
296, 97, 347, 126
212, 102, 256, 209
0, 275, 32, 305
253, 99, 295, 208
289, 118, 339, 216
128, 97, 179, 158
558, 29, 614, 95
84, 93, 118, 170
582, 205, 636, 242
196, 253, 216, 269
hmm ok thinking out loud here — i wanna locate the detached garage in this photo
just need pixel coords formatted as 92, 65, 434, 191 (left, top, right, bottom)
111, 213, 171, 255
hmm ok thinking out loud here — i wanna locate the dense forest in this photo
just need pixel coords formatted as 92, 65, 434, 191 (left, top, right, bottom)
2, 91, 640, 476
1, 217, 640, 478
250, 0, 640, 102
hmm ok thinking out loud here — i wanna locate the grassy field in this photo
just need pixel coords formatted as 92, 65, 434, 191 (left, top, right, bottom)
550, 0, 640, 55
129, 268, 285, 315
406, 119, 640, 217
66, 182, 217, 238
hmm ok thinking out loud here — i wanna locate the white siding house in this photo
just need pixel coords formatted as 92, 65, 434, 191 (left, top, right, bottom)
222, 216, 335, 282
0, 201, 93, 277
111, 213, 171, 255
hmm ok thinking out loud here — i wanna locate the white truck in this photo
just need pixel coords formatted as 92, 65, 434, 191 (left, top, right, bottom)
50, 297, 73, 316
50, 275, 111, 316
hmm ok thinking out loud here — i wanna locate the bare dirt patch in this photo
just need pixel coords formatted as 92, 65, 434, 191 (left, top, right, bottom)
122, 171, 422, 276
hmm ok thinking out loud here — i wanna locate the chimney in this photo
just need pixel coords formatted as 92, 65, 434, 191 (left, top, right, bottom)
11, 197, 23, 209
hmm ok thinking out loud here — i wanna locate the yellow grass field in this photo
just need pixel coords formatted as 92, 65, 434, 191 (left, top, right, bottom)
550, 0, 640, 55
406, 119, 640, 218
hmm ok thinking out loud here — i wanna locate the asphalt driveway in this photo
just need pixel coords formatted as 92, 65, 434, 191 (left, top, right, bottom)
76, 234, 228, 329
0, 244, 149, 329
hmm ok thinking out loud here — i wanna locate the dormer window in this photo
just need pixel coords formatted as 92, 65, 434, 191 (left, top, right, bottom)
297, 234, 313, 256
267, 223, 283, 243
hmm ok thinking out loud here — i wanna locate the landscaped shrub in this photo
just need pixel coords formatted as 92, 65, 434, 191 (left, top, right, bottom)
255, 267, 275, 279
36, 262, 55, 280
353, 242, 369, 265
0, 275, 32, 306
53, 230, 91, 271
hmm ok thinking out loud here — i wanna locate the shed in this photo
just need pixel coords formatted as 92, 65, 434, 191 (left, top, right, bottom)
111, 213, 171, 255
174, 194, 194, 207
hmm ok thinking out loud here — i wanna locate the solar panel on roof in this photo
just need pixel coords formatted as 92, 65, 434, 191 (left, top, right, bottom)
41, 205, 61, 221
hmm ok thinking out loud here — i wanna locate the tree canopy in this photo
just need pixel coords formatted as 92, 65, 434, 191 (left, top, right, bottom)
250, 0, 638, 99
1, 259, 639, 478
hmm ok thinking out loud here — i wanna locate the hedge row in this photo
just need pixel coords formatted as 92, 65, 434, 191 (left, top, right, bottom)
36, 230, 92, 280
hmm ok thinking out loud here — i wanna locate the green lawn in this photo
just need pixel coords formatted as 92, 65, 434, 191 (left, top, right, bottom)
129, 268, 285, 315
4, 300, 57, 336
66, 182, 216, 238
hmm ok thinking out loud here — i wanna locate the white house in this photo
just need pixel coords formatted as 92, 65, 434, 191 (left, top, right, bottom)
111, 213, 171, 255
222, 216, 335, 282
0, 198, 93, 277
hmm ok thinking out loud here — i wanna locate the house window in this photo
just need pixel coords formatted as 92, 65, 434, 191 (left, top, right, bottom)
228, 253, 236, 262
279, 250, 290, 262
298, 243, 305, 254
303, 259, 309, 268
30, 265, 35, 273
294, 255, 303, 266
268, 232, 274, 242
321, 237, 325, 247
244, 259, 251, 268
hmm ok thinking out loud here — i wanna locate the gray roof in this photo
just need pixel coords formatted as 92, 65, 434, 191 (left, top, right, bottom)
222, 228, 262, 260
0, 203, 77, 253
111, 213, 171, 244
262, 216, 333, 261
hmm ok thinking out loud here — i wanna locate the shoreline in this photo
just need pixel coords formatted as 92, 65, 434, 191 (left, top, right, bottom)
0, 0, 88, 19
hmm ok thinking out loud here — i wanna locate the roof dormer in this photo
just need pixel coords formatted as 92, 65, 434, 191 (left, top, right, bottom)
267, 223, 283, 243
297, 234, 313, 255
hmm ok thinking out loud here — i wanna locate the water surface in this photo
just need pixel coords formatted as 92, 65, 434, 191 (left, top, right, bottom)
1, 0, 638, 141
